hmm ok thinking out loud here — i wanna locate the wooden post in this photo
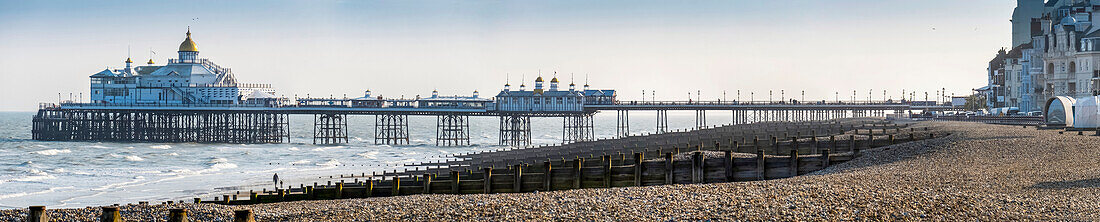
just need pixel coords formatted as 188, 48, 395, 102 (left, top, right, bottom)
756, 149, 766, 180
169, 209, 188, 222
848, 135, 855, 153
772, 136, 779, 155
889, 134, 895, 145
514, 164, 523, 192
573, 158, 583, 189
691, 152, 704, 184
100, 206, 121, 222
423, 173, 433, 194
633, 153, 644, 186
821, 149, 831, 167
790, 136, 798, 154
543, 161, 553, 191
732, 141, 739, 153
335, 182, 343, 199
664, 152, 674, 184
365, 180, 374, 197
28, 206, 48, 222
392, 177, 402, 196
830, 135, 836, 152
752, 137, 759, 152
450, 171, 461, 194
811, 136, 818, 154
483, 168, 493, 194
789, 149, 799, 177
714, 141, 721, 151
233, 209, 256, 222
724, 150, 734, 182
603, 155, 613, 187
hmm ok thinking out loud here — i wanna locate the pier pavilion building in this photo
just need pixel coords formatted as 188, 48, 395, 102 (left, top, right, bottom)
89, 28, 275, 105
495, 76, 586, 112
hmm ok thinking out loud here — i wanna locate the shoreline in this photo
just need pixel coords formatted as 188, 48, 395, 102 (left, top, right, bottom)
7, 121, 1098, 220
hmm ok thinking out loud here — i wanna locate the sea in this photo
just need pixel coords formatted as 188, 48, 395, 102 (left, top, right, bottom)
0, 111, 718, 209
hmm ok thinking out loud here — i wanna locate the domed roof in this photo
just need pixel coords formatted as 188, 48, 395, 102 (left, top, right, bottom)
551, 77, 559, 83
535, 76, 544, 82
1062, 16, 1077, 26
178, 28, 198, 52
147, 59, 155, 64
125, 57, 132, 63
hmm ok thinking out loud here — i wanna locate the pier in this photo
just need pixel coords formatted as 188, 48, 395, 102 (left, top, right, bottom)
32, 100, 959, 146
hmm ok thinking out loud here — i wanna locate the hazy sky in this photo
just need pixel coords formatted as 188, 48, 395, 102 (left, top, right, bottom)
0, 0, 1013, 111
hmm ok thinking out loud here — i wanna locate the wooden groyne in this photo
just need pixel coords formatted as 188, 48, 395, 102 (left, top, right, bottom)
203, 118, 941, 205
21, 206, 253, 222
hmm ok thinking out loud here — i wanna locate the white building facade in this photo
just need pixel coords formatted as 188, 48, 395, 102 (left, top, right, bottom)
990, 0, 1100, 113
89, 29, 275, 105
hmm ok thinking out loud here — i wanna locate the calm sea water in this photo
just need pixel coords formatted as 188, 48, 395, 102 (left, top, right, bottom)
0, 110, 723, 209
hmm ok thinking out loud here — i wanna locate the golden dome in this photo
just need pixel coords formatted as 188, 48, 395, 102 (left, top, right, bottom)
147, 59, 155, 64
125, 57, 132, 63
550, 77, 559, 83
178, 28, 198, 52
535, 76, 544, 82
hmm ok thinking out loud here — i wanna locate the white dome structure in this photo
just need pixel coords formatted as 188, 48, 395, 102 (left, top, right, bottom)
1044, 96, 1076, 127
1061, 16, 1077, 26
1073, 96, 1100, 128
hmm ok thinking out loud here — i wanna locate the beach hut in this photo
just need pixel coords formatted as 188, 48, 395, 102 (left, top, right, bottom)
1044, 96, 1075, 127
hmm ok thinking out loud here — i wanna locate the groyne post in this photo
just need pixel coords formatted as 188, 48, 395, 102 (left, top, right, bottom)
28, 206, 48, 222
424, 173, 433, 194
691, 152, 704, 184
392, 177, 402, 196
664, 152, 674, 184
603, 155, 613, 187
483, 168, 493, 194
724, 150, 735, 182
633, 153, 644, 186
513, 164, 523, 192
451, 171, 461, 194
100, 206, 121, 222
573, 158, 584, 189
789, 149, 799, 177
233, 209, 255, 222
543, 161, 553, 191
756, 149, 766, 180
169, 209, 188, 222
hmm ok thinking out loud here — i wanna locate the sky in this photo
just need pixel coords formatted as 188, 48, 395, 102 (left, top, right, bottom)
0, 0, 1014, 111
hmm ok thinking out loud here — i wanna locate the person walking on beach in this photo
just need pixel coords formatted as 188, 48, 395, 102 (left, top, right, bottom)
273, 173, 279, 189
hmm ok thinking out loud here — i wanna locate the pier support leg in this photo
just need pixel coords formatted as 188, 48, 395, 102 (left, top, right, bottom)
564, 113, 594, 143
499, 114, 531, 147
656, 110, 668, 133
616, 110, 630, 138
375, 114, 410, 145
313, 113, 348, 145
695, 110, 707, 129
436, 114, 470, 146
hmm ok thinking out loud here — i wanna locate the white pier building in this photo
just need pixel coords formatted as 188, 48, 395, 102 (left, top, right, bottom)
89, 28, 275, 105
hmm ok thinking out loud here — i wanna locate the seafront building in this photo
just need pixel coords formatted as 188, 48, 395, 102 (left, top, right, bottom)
987, 0, 1100, 113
